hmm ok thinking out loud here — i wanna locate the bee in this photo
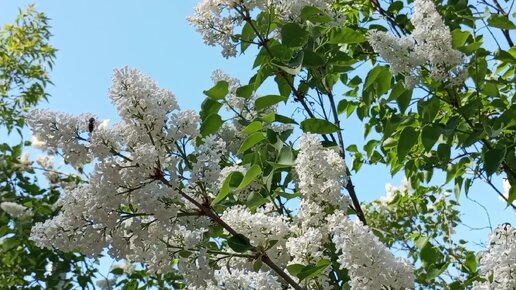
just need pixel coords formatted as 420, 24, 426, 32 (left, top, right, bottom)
88, 117, 95, 133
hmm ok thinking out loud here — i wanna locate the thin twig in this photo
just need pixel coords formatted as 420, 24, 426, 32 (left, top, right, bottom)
323, 77, 368, 225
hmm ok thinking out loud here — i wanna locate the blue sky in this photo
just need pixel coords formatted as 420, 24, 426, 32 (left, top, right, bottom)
1, 0, 514, 272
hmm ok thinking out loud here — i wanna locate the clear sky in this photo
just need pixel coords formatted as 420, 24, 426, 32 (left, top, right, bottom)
1, 0, 514, 271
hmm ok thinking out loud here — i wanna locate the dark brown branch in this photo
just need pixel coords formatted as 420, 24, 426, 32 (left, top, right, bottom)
236, 5, 331, 143
488, 0, 515, 46
369, 0, 409, 37
324, 79, 368, 225
479, 174, 516, 212
159, 177, 306, 290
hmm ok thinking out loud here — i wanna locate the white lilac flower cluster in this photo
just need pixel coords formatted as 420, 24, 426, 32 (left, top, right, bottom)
372, 179, 411, 209
27, 67, 211, 272
473, 223, 516, 289
295, 133, 349, 210
274, 0, 340, 22
222, 204, 290, 249
27, 110, 96, 169
27, 67, 415, 289
283, 134, 414, 289
327, 211, 415, 289
0, 201, 32, 218
214, 268, 283, 290
368, 0, 465, 88
188, 0, 338, 57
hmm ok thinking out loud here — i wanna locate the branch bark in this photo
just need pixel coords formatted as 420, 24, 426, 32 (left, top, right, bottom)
160, 177, 306, 290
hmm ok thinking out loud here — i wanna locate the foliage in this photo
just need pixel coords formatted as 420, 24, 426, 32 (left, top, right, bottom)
0, 6, 98, 289
189, 0, 516, 287
0, 5, 55, 133
363, 182, 480, 289
8, 0, 516, 289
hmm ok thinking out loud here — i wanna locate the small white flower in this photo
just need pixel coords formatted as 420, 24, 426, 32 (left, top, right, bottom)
97, 119, 110, 130
368, 0, 466, 88
31, 135, 46, 149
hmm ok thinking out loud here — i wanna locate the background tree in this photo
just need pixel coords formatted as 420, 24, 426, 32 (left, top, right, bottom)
0, 6, 98, 289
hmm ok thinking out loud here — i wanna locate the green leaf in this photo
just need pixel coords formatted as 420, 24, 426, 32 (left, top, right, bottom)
178, 250, 192, 258
238, 132, 267, 154
348, 75, 362, 87
300, 6, 333, 23
483, 147, 506, 175
387, 1, 404, 12
246, 191, 268, 209
270, 44, 294, 61
255, 95, 288, 110
237, 165, 262, 189
415, 236, 430, 249
212, 171, 244, 205
388, 82, 404, 101
274, 114, 298, 124
1, 237, 20, 251
420, 124, 441, 151
364, 66, 384, 91
418, 96, 440, 123
261, 111, 276, 123
389, 83, 412, 113
275, 75, 291, 97
227, 234, 254, 253
271, 50, 304, 75
200, 98, 223, 120
364, 139, 379, 158
286, 264, 305, 276
364, 66, 392, 95
482, 82, 499, 97
281, 23, 309, 48
236, 84, 255, 99
328, 27, 367, 44
451, 29, 470, 48
240, 21, 256, 52
397, 126, 418, 160
464, 252, 477, 273
382, 137, 397, 148
303, 49, 325, 67
111, 268, 124, 275
253, 259, 263, 272
376, 67, 392, 95
337, 99, 349, 115
426, 262, 449, 281
277, 146, 295, 166
488, 14, 516, 29
242, 121, 263, 134
454, 176, 463, 200
200, 114, 223, 136
437, 143, 451, 164
494, 49, 516, 63
203, 81, 229, 100
298, 259, 331, 281
420, 241, 441, 266
77, 276, 89, 288
300, 118, 340, 134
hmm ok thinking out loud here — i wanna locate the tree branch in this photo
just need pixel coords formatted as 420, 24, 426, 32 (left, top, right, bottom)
324, 78, 368, 225
159, 177, 306, 290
